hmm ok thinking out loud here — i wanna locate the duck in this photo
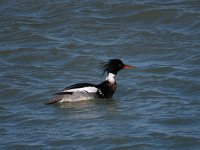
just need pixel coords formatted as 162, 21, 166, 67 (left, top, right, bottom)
46, 59, 136, 104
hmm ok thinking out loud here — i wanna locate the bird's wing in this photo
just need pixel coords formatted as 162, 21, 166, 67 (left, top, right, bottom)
55, 83, 99, 95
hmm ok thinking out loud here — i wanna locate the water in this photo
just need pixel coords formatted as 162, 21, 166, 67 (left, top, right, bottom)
0, 0, 200, 149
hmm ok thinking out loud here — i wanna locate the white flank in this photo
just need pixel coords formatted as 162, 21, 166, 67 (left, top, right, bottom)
106, 73, 116, 84
59, 91, 98, 102
65, 87, 98, 93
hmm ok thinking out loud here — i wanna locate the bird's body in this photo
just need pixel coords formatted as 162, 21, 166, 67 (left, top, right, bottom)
46, 59, 135, 104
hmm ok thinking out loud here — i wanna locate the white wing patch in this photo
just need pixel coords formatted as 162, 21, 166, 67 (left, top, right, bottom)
63, 87, 98, 93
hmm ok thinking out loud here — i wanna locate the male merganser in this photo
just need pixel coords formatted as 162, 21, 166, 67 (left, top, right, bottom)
46, 59, 136, 104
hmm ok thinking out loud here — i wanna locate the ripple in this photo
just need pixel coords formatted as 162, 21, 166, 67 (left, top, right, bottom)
142, 66, 176, 75
3, 144, 44, 150
155, 117, 196, 126
164, 135, 200, 148
0, 0, 199, 149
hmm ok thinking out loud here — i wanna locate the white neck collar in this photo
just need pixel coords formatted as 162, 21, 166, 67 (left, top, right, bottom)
106, 73, 116, 84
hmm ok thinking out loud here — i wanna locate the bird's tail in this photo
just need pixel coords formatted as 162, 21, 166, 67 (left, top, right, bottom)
45, 96, 62, 105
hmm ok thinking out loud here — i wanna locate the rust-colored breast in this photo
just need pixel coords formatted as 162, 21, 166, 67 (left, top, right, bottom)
108, 82, 117, 97
112, 82, 117, 93
98, 81, 117, 98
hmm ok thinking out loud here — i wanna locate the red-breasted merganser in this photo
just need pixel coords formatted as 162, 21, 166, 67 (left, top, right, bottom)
46, 59, 136, 104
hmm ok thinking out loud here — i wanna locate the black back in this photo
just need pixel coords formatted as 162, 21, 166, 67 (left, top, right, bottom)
63, 83, 97, 90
